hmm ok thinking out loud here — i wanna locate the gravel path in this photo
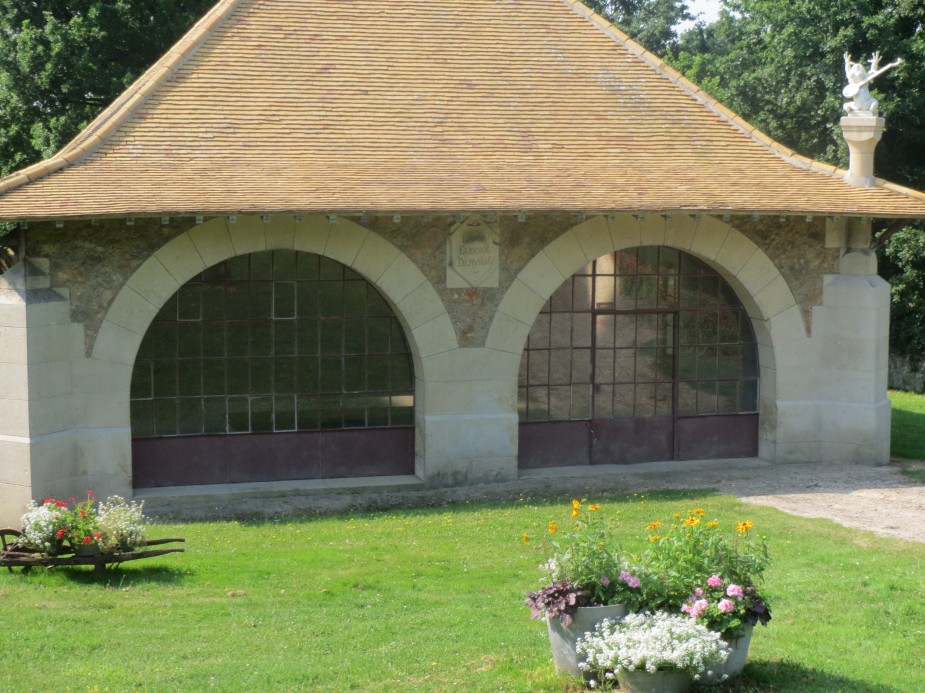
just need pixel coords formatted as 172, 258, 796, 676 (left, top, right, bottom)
577, 458, 925, 543
516, 458, 925, 543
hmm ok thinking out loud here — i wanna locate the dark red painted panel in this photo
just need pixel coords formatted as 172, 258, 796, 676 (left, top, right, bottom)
519, 421, 591, 469
590, 417, 674, 465
133, 428, 413, 488
319, 428, 415, 477
676, 414, 758, 460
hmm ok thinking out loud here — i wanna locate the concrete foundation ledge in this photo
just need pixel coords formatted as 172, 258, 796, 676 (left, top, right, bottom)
132, 458, 763, 521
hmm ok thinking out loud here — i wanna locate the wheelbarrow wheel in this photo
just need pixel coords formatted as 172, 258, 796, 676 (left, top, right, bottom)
0, 528, 31, 573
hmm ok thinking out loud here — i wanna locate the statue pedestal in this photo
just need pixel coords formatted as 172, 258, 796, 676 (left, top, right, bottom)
840, 115, 884, 187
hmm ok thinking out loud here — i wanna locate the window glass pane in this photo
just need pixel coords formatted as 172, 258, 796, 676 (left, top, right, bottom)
177, 323, 202, 358
202, 323, 226, 357
274, 321, 296, 356
152, 362, 177, 398
178, 361, 202, 397
202, 360, 226, 396
251, 396, 274, 432
177, 284, 201, 321
154, 399, 178, 436
131, 400, 155, 438
274, 282, 296, 318
273, 250, 297, 280
227, 396, 250, 432
226, 358, 249, 393
226, 322, 249, 357
131, 364, 153, 400
178, 399, 203, 435
203, 398, 227, 433
571, 384, 592, 419
549, 349, 572, 385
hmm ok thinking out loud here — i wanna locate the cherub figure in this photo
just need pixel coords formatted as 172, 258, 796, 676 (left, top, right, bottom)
842, 51, 902, 116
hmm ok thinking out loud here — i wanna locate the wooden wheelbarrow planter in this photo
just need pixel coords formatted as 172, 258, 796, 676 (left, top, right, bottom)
1, 528, 184, 573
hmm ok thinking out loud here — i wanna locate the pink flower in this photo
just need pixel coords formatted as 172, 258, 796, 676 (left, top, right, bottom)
681, 603, 692, 613
718, 599, 735, 613
694, 587, 704, 597
690, 599, 709, 618
600, 576, 611, 587
707, 574, 724, 588
726, 584, 744, 599
619, 571, 631, 582
627, 577, 640, 588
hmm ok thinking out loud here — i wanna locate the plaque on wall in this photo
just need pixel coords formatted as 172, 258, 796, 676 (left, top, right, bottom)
446, 215, 500, 288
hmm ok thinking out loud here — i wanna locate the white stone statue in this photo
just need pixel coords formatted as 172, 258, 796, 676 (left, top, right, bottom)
842, 51, 902, 116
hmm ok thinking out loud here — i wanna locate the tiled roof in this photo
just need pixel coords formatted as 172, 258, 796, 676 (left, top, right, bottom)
1, 0, 925, 220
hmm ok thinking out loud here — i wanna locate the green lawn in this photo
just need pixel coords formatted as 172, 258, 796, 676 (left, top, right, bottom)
890, 389, 925, 481
2, 493, 923, 692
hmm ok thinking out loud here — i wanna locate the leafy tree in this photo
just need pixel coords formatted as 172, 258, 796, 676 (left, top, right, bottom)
0, 1, 214, 178
668, 1, 925, 369
670, 0, 925, 187
585, 0, 693, 56
880, 227, 925, 362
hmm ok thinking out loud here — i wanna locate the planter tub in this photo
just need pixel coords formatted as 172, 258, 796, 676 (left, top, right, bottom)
617, 669, 692, 693
546, 603, 627, 677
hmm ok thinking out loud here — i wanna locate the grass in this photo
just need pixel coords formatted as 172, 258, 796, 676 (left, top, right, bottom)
2, 492, 924, 692
890, 389, 925, 481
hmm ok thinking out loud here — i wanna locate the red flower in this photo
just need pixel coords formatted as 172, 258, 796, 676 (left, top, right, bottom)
93, 533, 101, 540
43, 497, 52, 504
56, 529, 65, 539
56, 500, 67, 507
81, 536, 93, 545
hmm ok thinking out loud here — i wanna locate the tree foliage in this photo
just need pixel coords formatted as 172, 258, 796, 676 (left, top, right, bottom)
669, 0, 925, 187
585, 0, 693, 56
668, 1, 925, 365
0, 0, 213, 178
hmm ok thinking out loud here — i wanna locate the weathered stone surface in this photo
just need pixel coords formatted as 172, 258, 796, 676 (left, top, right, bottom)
730, 216, 838, 331
27, 218, 195, 354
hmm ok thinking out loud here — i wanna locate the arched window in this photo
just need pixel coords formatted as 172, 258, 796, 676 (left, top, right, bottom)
130, 250, 414, 486
519, 247, 758, 467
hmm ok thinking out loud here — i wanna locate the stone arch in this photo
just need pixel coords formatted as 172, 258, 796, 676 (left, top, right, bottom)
490, 213, 803, 462
90, 214, 457, 486
94, 214, 457, 384
490, 213, 801, 365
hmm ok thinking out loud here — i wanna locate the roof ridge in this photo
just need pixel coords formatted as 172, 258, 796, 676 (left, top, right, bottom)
0, 0, 241, 196
560, 0, 920, 201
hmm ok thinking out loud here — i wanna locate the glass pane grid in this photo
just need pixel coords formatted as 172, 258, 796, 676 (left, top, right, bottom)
131, 250, 414, 437
518, 246, 759, 422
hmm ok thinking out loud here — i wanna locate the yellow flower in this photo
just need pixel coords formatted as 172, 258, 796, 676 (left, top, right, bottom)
736, 520, 755, 534
649, 534, 661, 542
571, 499, 581, 519
522, 532, 529, 544
646, 520, 662, 530
588, 504, 601, 511
706, 520, 720, 528
684, 517, 700, 527
690, 508, 706, 517
672, 513, 681, 519
548, 522, 558, 534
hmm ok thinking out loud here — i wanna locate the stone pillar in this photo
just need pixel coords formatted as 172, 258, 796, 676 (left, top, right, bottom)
0, 259, 79, 526
809, 218, 891, 464
415, 347, 520, 486
841, 116, 885, 188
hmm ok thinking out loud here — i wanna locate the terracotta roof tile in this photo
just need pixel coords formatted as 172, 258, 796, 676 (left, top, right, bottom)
1, 0, 925, 220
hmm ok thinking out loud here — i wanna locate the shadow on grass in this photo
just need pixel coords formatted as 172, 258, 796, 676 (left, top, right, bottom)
25, 563, 192, 586
235, 487, 714, 527
891, 405, 925, 460
688, 659, 902, 693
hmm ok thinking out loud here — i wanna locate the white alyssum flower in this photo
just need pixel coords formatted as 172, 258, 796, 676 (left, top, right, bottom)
19, 501, 63, 552
576, 611, 730, 676
97, 496, 147, 553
